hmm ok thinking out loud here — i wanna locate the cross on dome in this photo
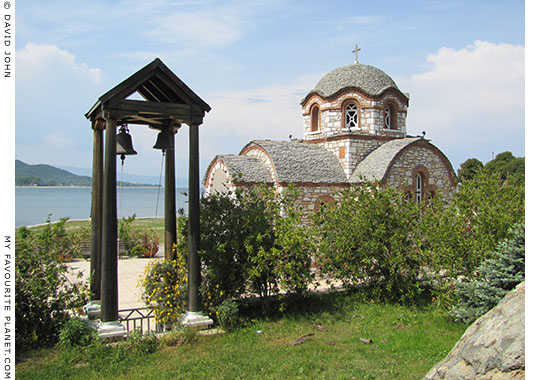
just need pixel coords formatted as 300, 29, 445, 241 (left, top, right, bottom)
352, 44, 361, 64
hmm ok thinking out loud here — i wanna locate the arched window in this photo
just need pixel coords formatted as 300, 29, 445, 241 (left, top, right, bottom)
344, 102, 358, 129
384, 103, 397, 129
415, 173, 423, 203
310, 105, 320, 132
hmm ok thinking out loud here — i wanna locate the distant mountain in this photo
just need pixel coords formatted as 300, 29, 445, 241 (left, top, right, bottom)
15, 160, 156, 187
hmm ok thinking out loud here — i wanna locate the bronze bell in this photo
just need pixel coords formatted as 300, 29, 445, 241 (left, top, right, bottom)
116, 124, 137, 158
153, 130, 174, 151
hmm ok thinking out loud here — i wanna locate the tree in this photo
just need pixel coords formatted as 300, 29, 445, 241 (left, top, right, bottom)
457, 158, 484, 183
450, 223, 524, 323
482, 151, 524, 185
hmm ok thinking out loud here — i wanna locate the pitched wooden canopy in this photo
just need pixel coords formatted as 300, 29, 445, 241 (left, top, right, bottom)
85, 58, 211, 127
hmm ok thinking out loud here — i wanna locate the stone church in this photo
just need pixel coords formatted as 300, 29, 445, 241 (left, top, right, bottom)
203, 60, 457, 213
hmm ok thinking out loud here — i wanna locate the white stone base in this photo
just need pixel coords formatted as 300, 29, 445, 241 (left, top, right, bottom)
181, 311, 213, 329
97, 320, 127, 339
83, 300, 101, 320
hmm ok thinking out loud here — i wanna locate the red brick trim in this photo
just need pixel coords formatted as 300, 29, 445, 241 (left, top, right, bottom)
314, 195, 335, 211
301, 87, 409, 107
306, 134, 399, 144
381, 139, 457, 187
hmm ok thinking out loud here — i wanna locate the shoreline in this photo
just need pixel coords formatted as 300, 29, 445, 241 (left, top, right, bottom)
15, 185, 165, 189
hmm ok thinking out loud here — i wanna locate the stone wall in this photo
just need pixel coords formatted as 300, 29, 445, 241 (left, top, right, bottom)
385, 146, 455, 201
302, 90, 407, 141
279, 184, 347, 223
318, 138, 384, 178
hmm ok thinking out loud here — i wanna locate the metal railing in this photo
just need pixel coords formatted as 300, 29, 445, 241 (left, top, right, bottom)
118, 307, 156, 335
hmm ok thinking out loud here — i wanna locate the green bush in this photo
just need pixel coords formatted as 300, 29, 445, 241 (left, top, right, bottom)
450, 223, 525, 323
215, 299, 240, 331
179, 185, 315, 308
422, 172, 525, 308
313, 183, 426, 303
140, 252, 188, 325
58, 318, 96, 347
16, 217, 90, 353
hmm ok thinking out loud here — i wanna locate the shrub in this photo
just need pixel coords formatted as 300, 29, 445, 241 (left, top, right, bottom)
313, 183, 427, 303
215, 299, 240, 331
58, 317, 96, 347
450, 223, 525, 323
422, 172, 525, 308
140, 248, 188, 325
15, 217, 90, 352
179, 185, 315, 306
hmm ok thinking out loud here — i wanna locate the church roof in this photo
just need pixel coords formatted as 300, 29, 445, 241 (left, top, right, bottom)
302, 64, 403, 102
349, 137, 423, 183
215, 155, 273, 183
242, 140, 347, 184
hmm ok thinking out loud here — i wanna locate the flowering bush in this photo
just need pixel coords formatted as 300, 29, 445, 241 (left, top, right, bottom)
16, 217, 89, 352
140, 246, 188, 325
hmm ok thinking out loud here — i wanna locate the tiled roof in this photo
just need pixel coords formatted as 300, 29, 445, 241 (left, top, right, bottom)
302, 64, 403, 102
349, 137, 422, 183
244, 140, 347, 184
215, 155, 273, 183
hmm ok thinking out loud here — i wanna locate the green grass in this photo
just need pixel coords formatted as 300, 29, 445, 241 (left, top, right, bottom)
26, 217, 166, 244
16, 292, 466, 380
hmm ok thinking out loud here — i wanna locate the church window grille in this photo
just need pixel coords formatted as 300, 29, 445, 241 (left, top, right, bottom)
384, 105, 392, 129
311, 105, 320, 132
415, 173, 423, 203
345, 103, 358, 129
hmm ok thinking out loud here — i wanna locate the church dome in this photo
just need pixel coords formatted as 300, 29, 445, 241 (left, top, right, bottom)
303, 64, 402, 101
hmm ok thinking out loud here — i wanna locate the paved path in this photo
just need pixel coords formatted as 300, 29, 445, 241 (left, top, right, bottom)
67, 251, 343, 312
67, 252, 164, 310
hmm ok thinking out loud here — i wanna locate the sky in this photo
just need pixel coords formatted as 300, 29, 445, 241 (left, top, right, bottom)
13, 0, 526, 183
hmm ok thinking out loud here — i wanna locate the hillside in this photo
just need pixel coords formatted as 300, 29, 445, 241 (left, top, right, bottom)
15, 160, 155, 187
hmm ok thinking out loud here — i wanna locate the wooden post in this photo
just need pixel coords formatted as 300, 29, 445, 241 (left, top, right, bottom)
164, 129, 177, 260
101, 117, 119, 322
90, 120, 104, 301
187, 123, 202, 312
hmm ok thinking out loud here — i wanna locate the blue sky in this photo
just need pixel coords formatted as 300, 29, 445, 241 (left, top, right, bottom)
14, 0, 525, 182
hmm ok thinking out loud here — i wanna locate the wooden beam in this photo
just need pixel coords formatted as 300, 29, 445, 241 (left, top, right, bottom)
130, 115, 163, 125
107, 99, 203, 124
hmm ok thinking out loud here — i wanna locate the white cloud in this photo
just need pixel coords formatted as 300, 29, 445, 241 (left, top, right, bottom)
400, 40, 524, 166
16, 43, 105, 169
148, 10, 248, 47
43, 133, 75, 149
203, 73, 319, 140
17, 43, 103, 85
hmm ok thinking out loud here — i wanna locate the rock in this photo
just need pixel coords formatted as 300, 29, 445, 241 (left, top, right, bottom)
424, 282, 524, 380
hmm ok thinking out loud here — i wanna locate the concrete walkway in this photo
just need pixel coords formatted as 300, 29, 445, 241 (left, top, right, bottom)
66, 251, 343, 312
67, 251, 165, 310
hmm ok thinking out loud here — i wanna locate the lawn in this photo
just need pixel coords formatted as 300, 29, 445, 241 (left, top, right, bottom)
16, 292, 466, 380
27, 217, 166, 244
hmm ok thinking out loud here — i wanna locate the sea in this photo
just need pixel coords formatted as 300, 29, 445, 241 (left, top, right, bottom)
15, 186, 191, 227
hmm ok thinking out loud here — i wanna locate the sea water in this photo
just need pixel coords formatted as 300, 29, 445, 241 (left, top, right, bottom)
15, 187, 191, 227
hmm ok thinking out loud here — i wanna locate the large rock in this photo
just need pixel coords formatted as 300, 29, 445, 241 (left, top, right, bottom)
424, 282, 524, 380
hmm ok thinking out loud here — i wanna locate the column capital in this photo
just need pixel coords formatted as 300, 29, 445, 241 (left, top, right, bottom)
92, 118, 106, 131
